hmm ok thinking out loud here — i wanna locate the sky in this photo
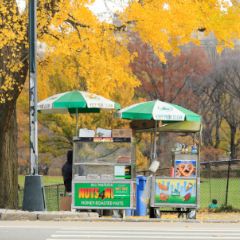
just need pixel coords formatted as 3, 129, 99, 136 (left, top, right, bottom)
16, 0, 129, 22
89, 0, 129, 22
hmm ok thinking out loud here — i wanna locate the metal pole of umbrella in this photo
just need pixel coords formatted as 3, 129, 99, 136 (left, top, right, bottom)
150, 132, 153, 161
152, 120, 158, 162
149, 120, 158, 218
23, 0, 45, 211
76, 108, 79, 136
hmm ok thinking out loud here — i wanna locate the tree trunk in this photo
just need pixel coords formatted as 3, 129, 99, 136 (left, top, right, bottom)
202, 124, 213, 146
230, 125, 237, 160
214, 112, 221, 148
0, 103, 18, 208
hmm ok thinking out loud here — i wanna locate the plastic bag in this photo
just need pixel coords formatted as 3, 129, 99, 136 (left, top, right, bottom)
141, 175, 152, 205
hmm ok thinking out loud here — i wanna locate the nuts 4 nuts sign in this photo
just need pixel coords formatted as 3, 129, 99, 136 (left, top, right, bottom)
74, 182, 131, 208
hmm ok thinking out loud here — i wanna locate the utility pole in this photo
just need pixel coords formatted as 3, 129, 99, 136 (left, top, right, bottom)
22, 0, 45, 211
29, 0, 38, 175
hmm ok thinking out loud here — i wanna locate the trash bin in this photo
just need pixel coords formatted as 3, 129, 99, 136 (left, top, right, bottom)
135, 175, 147, 216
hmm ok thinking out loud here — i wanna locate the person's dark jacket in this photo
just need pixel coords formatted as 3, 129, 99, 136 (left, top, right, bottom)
62, 150, 73, 193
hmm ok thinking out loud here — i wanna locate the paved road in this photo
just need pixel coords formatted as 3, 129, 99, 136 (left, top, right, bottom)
1, 221, 240, 240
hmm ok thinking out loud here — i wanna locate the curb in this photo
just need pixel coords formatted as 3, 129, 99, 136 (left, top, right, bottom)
0, 209, 239, 223
0, 209, 37, 221
0, 209, 99, 221
37, 211, 99, 221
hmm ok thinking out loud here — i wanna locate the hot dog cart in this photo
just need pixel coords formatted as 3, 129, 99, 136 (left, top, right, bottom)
72, 135, 136, 211
149, 121, 201, 219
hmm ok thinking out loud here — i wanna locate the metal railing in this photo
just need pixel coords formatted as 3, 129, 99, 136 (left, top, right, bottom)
18, 183, 65, 211
200, 159, 240, 209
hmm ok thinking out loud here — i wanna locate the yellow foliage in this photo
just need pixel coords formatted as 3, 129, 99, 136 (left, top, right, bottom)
136, 146, 149, 171
35, 0, 140, 134
0, 1, 27, 103
121, 0, 240, 61
2, 0, 240, 105
38, 0, 140, 109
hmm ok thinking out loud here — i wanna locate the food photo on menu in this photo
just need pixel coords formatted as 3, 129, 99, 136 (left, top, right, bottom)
154, 178, 197, 204
175, 160, 197, 178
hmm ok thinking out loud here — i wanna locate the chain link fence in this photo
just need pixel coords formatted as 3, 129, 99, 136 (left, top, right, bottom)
18, 160, 240, 211
200, 159, 240, 209
18, 184, 65, 211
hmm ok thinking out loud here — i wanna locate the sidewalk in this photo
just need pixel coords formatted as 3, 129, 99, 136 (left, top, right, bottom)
0, 209, 239, 222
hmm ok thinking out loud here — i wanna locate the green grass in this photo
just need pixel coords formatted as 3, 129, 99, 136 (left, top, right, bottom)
200, 178, 240, 209
18, 175, 63, 188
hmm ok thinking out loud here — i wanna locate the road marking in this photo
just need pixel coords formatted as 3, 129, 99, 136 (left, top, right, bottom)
2, 225, 239, 231
58, 228, 240, 232
46, 237, 240, 240
57, 230, 240, 233
45, 228, 240, 240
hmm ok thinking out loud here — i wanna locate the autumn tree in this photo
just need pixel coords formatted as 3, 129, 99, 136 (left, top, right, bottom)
35, 1, 139, 162
0, 0, 64, 208
128, 36, 211, 165
2, 0, 240, 209
0, 0, 139, 208
192, 48, 240, 160
209, 50, 240, 159
129, 36, 210, 110
122, 0, 240, 161
220, 50, 240, 159
193, 62, 224, 148
122, 0, 240, 61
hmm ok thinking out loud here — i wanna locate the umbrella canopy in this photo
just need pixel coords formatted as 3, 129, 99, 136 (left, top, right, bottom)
38, 90, 121, 135
118, 100, 201, 164
38, 90, 121, 114
118, 100, 201, 123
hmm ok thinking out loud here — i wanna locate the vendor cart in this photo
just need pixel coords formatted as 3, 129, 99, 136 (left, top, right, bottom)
117, 99, 201, 218
149, 121, 201, 219
72, 135, 136, 213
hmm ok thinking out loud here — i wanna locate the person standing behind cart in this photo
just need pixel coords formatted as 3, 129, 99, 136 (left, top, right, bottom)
62, 150, 73, 194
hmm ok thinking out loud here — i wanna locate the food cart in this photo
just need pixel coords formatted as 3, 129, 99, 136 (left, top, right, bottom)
117, 100, 201, 219
71, 131, 136, 214
149, 121, 201, 219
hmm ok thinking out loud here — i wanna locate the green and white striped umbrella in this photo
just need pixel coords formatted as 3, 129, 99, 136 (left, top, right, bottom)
38, 90, 120, 114
118, 100, 201, 163
118, 100, 200, 122
38, 90, 120, 134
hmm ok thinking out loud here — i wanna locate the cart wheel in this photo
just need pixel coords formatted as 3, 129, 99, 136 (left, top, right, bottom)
149, 207, 156, 218
98, 209, 103, 217
155, 208, 161, 218
177, 208, 185, 218
186, 210, 196, 219
122, 209, 125, 219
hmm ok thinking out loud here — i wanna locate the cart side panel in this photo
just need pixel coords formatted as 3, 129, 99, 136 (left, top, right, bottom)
151, 177, 198, 208
72, 180, 135, 209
